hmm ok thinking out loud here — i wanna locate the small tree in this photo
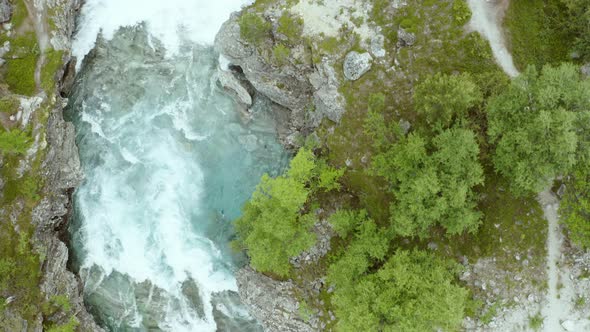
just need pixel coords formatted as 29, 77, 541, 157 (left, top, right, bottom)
414, 72, 482, 132
372, 128, 484, 238
235, 148, 343, 276
487, 63, 588, 196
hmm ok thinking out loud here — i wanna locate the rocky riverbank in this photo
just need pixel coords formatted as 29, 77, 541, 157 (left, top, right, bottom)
0, 0, 102, 330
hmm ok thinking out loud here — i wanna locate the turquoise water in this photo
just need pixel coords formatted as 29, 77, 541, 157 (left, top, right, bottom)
66, 26, 289, 331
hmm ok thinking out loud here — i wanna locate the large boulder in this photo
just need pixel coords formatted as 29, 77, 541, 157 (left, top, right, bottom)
343, 51, 373, 81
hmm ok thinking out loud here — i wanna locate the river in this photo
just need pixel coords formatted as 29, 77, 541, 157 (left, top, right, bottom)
65, 1, 290, 330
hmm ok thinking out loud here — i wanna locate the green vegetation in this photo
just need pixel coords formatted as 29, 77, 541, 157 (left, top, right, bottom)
329, 248, 467, 332
487, 63, 589, 196
238, 12, 272, 45
0, 129, 31, 154
234, 148, 343, 276
277, 12, 304, 42
372, 128, 484, 238
47, 317, 79, 332
503, 0, 578, 70
42, 50, 65, 92
560, 0, 590, 61
561, 163, 590, 249
272, 43, 290, 66
452, 0, 472, 26
413, 72, 482, 132
3, 32, 40, 96
232, 0, 590, 328
0, 96, 21, 114
529, 312, 544, 331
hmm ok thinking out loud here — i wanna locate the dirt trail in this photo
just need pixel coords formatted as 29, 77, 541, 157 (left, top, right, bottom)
538, 190, 566, 332
466, 0, 518, 77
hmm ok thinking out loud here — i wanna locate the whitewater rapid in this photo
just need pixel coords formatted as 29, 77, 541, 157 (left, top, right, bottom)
68, 1, 289, 331
72, 0, 252, 61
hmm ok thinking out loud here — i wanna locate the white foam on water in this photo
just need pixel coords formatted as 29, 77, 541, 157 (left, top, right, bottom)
72, 0, 252, 62
69, 1, 276, 329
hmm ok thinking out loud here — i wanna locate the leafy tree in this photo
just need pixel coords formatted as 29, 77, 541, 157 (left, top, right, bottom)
373, 128, 484, 238
327, 213, 389, 290
329, 250, 467, 332
235, 148, 343, 276
487, 63, 589, 196
328, 209, 368, 238
238, 12, 272, 45
414, 72, 482, 132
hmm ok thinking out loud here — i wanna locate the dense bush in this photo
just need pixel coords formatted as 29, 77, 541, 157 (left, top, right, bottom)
487, 63, 590, 196
234, 148, 343, 276
414, 72, 482, 132
277, 12, 304, 42
238, 12, 272, 45
329, 249, 468, 332
373, 128, 484, 237
0, 129, 31, 154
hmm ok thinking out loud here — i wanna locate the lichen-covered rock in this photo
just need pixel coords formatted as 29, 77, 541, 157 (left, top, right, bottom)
370, 34, 386, 58
0, 0, 12, 23
343, 51, 373, 81
397, 27, 416, 47
236, 267, 315, 332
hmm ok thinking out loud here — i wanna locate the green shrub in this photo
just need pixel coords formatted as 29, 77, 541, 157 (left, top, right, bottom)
238, 12, 271, 45
452, 0, 472, 26
47, 317, 79, 332
0, 96, 20, 114
0, 129, 31, 154
277, 12, 304, 42
329, 250, 468, 332
41, 50, 64, 92
272, 43, 290, 65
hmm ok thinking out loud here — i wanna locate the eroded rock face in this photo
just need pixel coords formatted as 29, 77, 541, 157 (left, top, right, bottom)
214, 11, 346, 144
34, 103, 104, 332
343, 51, 373, 81
236, 267, 315, 332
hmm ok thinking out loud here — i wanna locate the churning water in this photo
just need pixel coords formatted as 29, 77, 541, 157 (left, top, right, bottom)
66, 1, 289, 330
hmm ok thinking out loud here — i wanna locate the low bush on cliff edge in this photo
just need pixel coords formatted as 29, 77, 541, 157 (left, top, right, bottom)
238, 12, 272, 45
